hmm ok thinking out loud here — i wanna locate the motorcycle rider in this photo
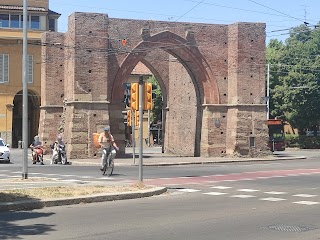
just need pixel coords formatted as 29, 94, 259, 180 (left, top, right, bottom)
51, 134, 67, 164
30, 135, 44, 165
98, 126, 119, 171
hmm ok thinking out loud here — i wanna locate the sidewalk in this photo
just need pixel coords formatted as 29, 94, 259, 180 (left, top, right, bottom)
67, 147, 307, 166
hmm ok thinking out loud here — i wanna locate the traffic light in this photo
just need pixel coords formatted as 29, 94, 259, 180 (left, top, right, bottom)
134, 110, 139, 126
144, 82, 152, 110
130, 83, 139, 111
127, 110, 132, 126
121, 38, 127, 46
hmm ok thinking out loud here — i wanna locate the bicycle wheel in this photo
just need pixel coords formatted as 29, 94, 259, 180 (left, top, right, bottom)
105, 159, 114, 176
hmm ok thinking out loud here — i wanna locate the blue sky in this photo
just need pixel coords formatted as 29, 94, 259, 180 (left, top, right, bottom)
49, 0, 320, 43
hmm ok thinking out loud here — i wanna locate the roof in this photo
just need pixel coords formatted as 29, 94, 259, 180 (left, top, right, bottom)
48, 9, 61, 16
131, 62, 152, 75
0, 5, 46, 12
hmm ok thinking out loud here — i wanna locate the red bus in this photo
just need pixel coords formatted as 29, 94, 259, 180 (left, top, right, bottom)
267, 119, 285, 151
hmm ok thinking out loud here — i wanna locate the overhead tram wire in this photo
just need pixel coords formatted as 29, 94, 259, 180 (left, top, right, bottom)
173, 0, 205, 22
34, 0, 310, 27
248, 0, 308, 23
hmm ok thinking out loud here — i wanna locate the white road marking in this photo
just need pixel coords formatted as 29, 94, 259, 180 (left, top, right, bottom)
293, 194, 318, 198
211, 186, 232, 190
203, 192, 228, 196
293, 201, 319, 205
230, 195, 256, 198
178, 189, 201, 193
237, 189, 260, 192
260, 197, 286, 202
264, 191, 287, 195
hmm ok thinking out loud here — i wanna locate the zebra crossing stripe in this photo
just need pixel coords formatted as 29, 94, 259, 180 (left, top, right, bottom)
230, 195, 256, 198
293, 201, 319, 205
203, 192, 228, 196
178, 189, 201, 193
293, 194, 318, 198
260, 197, 286, 202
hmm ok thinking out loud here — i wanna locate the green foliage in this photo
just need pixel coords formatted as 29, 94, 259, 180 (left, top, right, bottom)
147, 76, 163, 123
285, 134, 320, 149
267, 23, 320, 132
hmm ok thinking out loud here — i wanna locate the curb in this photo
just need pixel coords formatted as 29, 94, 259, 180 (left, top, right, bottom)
0, 187, 167, 212
69, 156, 307, 167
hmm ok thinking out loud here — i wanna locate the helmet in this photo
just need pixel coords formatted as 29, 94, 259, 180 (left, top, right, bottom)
57, 134, 62, 140
104, 126, 110, 131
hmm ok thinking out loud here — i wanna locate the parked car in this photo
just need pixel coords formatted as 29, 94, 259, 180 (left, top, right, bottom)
0, 138, 10, 163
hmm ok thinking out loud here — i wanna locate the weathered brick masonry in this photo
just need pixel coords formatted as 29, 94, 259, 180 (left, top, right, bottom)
39, 12, 269, 159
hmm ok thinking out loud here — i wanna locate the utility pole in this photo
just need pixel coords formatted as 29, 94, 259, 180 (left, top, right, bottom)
266, 64, 270, 120
138, 75, 144, 182
131, 110, 135, 164
22, 0, 28, 179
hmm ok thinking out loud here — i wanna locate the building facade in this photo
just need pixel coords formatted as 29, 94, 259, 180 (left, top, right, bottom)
0, 0, 60, 146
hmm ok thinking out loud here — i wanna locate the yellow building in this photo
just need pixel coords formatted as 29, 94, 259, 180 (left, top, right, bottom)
0, 0, 60, 147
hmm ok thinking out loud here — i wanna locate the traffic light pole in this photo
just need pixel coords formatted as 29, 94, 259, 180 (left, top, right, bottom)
147, 110, 150, 146
138, 76, 144, 182
132, 110, 135, 164
22, 0, 28, 179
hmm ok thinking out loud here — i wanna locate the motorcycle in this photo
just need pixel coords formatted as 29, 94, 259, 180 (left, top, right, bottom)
31, 146, 44, 165
51, 142, 68, 165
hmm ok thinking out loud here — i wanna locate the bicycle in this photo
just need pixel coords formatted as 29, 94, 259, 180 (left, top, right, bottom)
101, 147, 115, 176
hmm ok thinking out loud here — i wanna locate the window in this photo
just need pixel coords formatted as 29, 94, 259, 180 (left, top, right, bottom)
0, 14, 9, 28
0, 54, 9, 83
49, 19, 56, 32
0, 13, 42, 29
10, 15, 20, 28
30, 16, 40, 29
27, 55, 33, 83
249, 136, 256, 147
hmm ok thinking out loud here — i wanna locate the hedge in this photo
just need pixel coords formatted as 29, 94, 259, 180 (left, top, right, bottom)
285, 134, 320, 149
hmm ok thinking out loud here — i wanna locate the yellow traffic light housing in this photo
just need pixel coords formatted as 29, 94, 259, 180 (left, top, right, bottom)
134, 110, 139, 126
130, 83, 139, 111
144, 82, 152, 110
127, 110, 132, 126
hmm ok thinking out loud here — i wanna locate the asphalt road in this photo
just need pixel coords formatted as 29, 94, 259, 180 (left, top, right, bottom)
1, 148, 320, 184
1, 149, 320, 239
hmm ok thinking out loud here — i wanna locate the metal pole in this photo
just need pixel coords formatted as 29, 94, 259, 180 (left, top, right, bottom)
132, 110, 135, 164
266, 63, 270, 120
147, 110, 150, 146
138, 76, 144, 182
22, 0, 28, 179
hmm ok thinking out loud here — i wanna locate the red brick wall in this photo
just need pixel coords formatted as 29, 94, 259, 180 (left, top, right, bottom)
39, 12, 269, 159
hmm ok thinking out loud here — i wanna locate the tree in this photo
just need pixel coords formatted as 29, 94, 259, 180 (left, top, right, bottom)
147, 76, 163, 124
267, 23, 320, 134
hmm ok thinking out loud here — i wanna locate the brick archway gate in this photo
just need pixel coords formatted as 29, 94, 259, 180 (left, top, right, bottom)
39, 12, 269, 159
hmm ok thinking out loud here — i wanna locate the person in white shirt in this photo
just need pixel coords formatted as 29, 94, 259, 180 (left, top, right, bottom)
98, 126, 119, 170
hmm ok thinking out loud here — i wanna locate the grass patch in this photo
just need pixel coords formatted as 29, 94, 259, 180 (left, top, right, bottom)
0, 184, 150, 203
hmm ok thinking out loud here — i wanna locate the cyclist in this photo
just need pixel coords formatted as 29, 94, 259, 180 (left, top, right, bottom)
98, 126, 119, 171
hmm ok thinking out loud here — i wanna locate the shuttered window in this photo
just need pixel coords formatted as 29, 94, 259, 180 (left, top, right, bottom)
27, 55, 33, 83
0, 54, 9, 83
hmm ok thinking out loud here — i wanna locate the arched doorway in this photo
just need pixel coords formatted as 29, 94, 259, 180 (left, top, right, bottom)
12, 90, 40, 147
111, 31, 217, 156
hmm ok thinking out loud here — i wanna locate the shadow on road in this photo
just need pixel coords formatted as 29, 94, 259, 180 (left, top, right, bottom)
0, 193, 55, 239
